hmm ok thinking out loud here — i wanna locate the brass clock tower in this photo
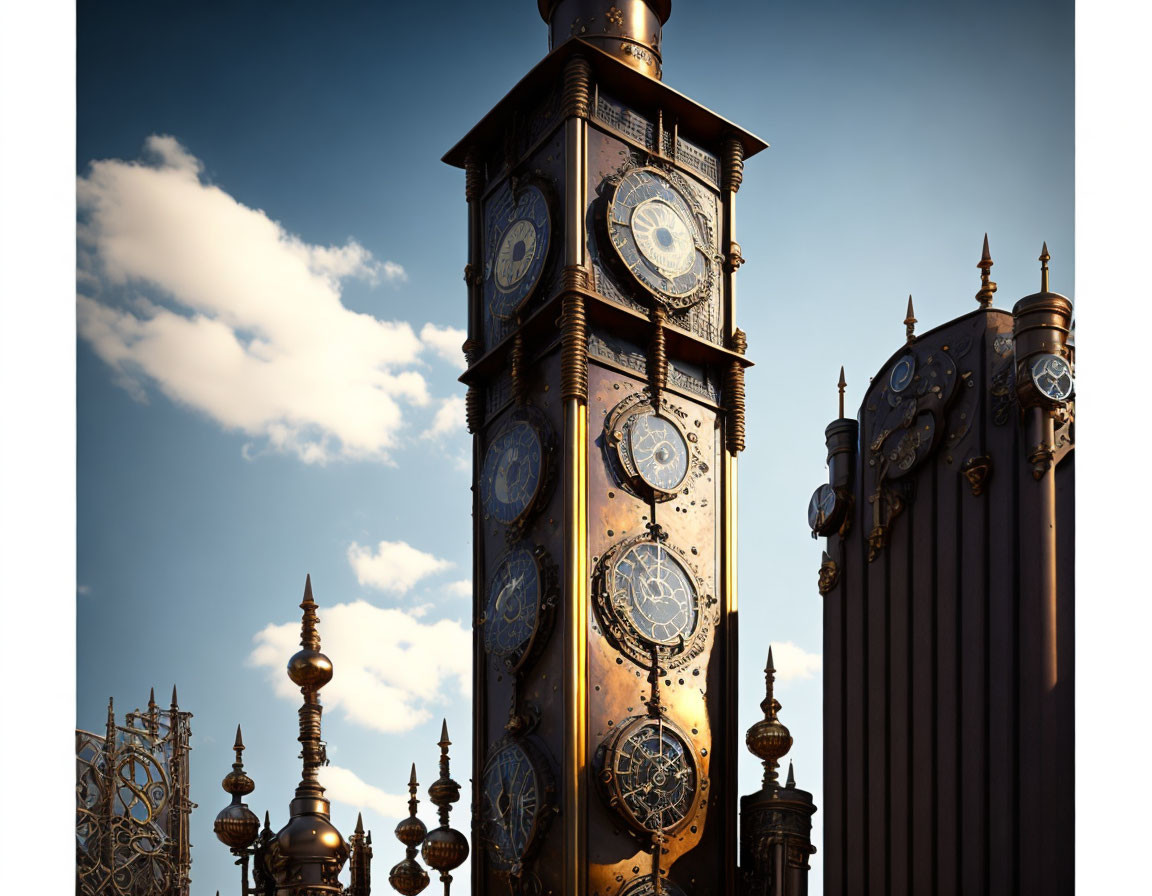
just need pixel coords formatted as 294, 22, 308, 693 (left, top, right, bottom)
445, 3, 768, 893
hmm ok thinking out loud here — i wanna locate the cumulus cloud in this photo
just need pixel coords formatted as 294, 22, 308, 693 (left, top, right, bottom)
419, 323, 466, 370
769, 641, 823, 683
76, 135, 440, 464
319, 765, 407, 819
347, 540, 453, 594
421, 395, 465, 440
445, 580, 472, 599
249, 600, 471, 733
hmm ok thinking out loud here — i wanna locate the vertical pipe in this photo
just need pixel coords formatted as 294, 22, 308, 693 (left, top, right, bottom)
561, 55, 590, 896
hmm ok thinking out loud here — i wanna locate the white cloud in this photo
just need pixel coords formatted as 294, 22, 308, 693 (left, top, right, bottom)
420, 323, 466, 370
421, 395, 465, 440
769, 641, 823, 683
319, 764, 407, 819
347, 539, 453, 594
445, 579, 472, 599
76, 135, 438, 464
249, 600, 471, 734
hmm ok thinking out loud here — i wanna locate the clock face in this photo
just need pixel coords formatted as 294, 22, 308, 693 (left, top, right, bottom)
607, 168, 714, 310
480, 421, 544, 526
618, 878, 689, 896
611, 542, 699, 647
1030, 353, 1073, 401
808, 483, 838, 533
480, 741, 542, 870
628, 413, 690, 493
889, 355, 916, 393
483, 548, 542, 670
486, 184, 551, 321
601, 717, 699, 834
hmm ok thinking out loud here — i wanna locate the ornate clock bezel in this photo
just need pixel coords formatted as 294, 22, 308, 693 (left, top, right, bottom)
479, 734, 556, 878
808, 482, 850, 537
604, 391, 703, 502
1028, 352, 1074, 403
616, 877, 689, 896
604, 165, 718, 312
595, 715, 702, 837
593, 531, 714, 671
480, 544, 559, 675
483, 179, 555, 322
479, 406, 556, 540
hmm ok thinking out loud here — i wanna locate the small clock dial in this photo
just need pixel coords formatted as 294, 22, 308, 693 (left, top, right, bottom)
480, 421, 544, 527
628, 412, 689, 493
611, 542, 698, 647
483, 548, 541, 664
618, 878, 689, 896
889, 355, 916, 393
1030, 353, 1073, 401
481, 741, 542, 870
486, 184, 551, 321
808, 483, 838, 534
607, 168, 714, 310
601, 717, 699, 834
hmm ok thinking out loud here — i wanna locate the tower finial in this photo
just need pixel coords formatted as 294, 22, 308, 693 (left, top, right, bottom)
286, 575, 333, 802
976, 233, 997, 308
170, 684, 178, 708
1040, 241, 1051, 293
422, 724, 468, 895
389, 763, 430, 896
786, 760, 796, 789
745, 645, 793, 789
837, 366, 847, 419
904, 295, 917, 344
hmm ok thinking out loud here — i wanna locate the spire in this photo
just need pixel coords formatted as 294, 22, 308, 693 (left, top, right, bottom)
355, 812, 365, 835
904, 295, 917, 344
422, 722, 469, 895
1040, 241, 1051, 293
149, 687, 156, 709
745, 646, 794, 789
389, 763, 430, 895
214, 722, 259, 850
286, 575, 333, 802
786, 760, 796, 789
233, 724, 244, 754
170, 684, 178, 708
837, 366, 847, 419
976, 233, 997, 308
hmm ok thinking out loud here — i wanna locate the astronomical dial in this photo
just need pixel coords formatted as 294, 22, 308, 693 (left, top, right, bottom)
889, 355, 916, 393
1030, 353, 1074, 402
480, 418, 546, 529
617, 878, 689, 896
605, 394, 697, 501
486, 184, 551, 321
598, 716, 699, 835
607, 167, 715, 310
482, 546, 556, 674
480, 739, 552, 873
808, 483, 848, 537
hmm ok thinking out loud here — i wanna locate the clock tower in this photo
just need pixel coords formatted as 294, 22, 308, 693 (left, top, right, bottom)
444, 3, 767, 894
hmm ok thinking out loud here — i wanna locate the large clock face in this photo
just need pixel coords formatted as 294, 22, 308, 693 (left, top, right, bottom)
611, 542, 699, 647
600, 717, 699, 834
481, 741, 543, 870
483, 547, 542, 669
1030, 353, 1074, 402
480, 421, 544, 526
486, 184, 551, 321
628, 412, 689, 493
607, 168, 714, 310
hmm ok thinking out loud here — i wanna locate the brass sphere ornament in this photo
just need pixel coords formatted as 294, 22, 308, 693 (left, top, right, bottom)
745, 647, 794, 789
389, 764, 430, 896
214, 725, 260, 850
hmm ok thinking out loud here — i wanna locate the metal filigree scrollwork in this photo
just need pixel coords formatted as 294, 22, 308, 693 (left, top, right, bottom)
77, 693, 193, 896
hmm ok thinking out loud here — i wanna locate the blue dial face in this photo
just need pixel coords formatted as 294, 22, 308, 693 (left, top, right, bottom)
1030, 353, 1073, 401
486, 185, 551, 321
480, 422, 544, 526
611, 542, 698, 647
626, 412, 689, 493
608, 168, 713, 310
481, 742, 540, 868
483, 548, 541, 664
889, 355, 916, 393
609, 719, 697, 833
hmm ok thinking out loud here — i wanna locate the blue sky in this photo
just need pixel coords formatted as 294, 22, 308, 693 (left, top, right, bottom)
70, 1, 1076, 892
12, 0, 1126, 891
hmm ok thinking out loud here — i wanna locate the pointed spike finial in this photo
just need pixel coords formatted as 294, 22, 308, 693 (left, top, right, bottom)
766, 646, 775, 675
786, 760, 796, 789
300, 573, 320, 651
149, 687, 156, 708
233, 724, 244, 753
409, 762, 418, 788
439, 719, 450, 748
170, 684, 178, 707
904, 294, 917, 344
263, 810, 271, 832
1040, 241, 1051, 293
837, 366, 847, 419
976, 233, 997, 308
356, 811, 365, 834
